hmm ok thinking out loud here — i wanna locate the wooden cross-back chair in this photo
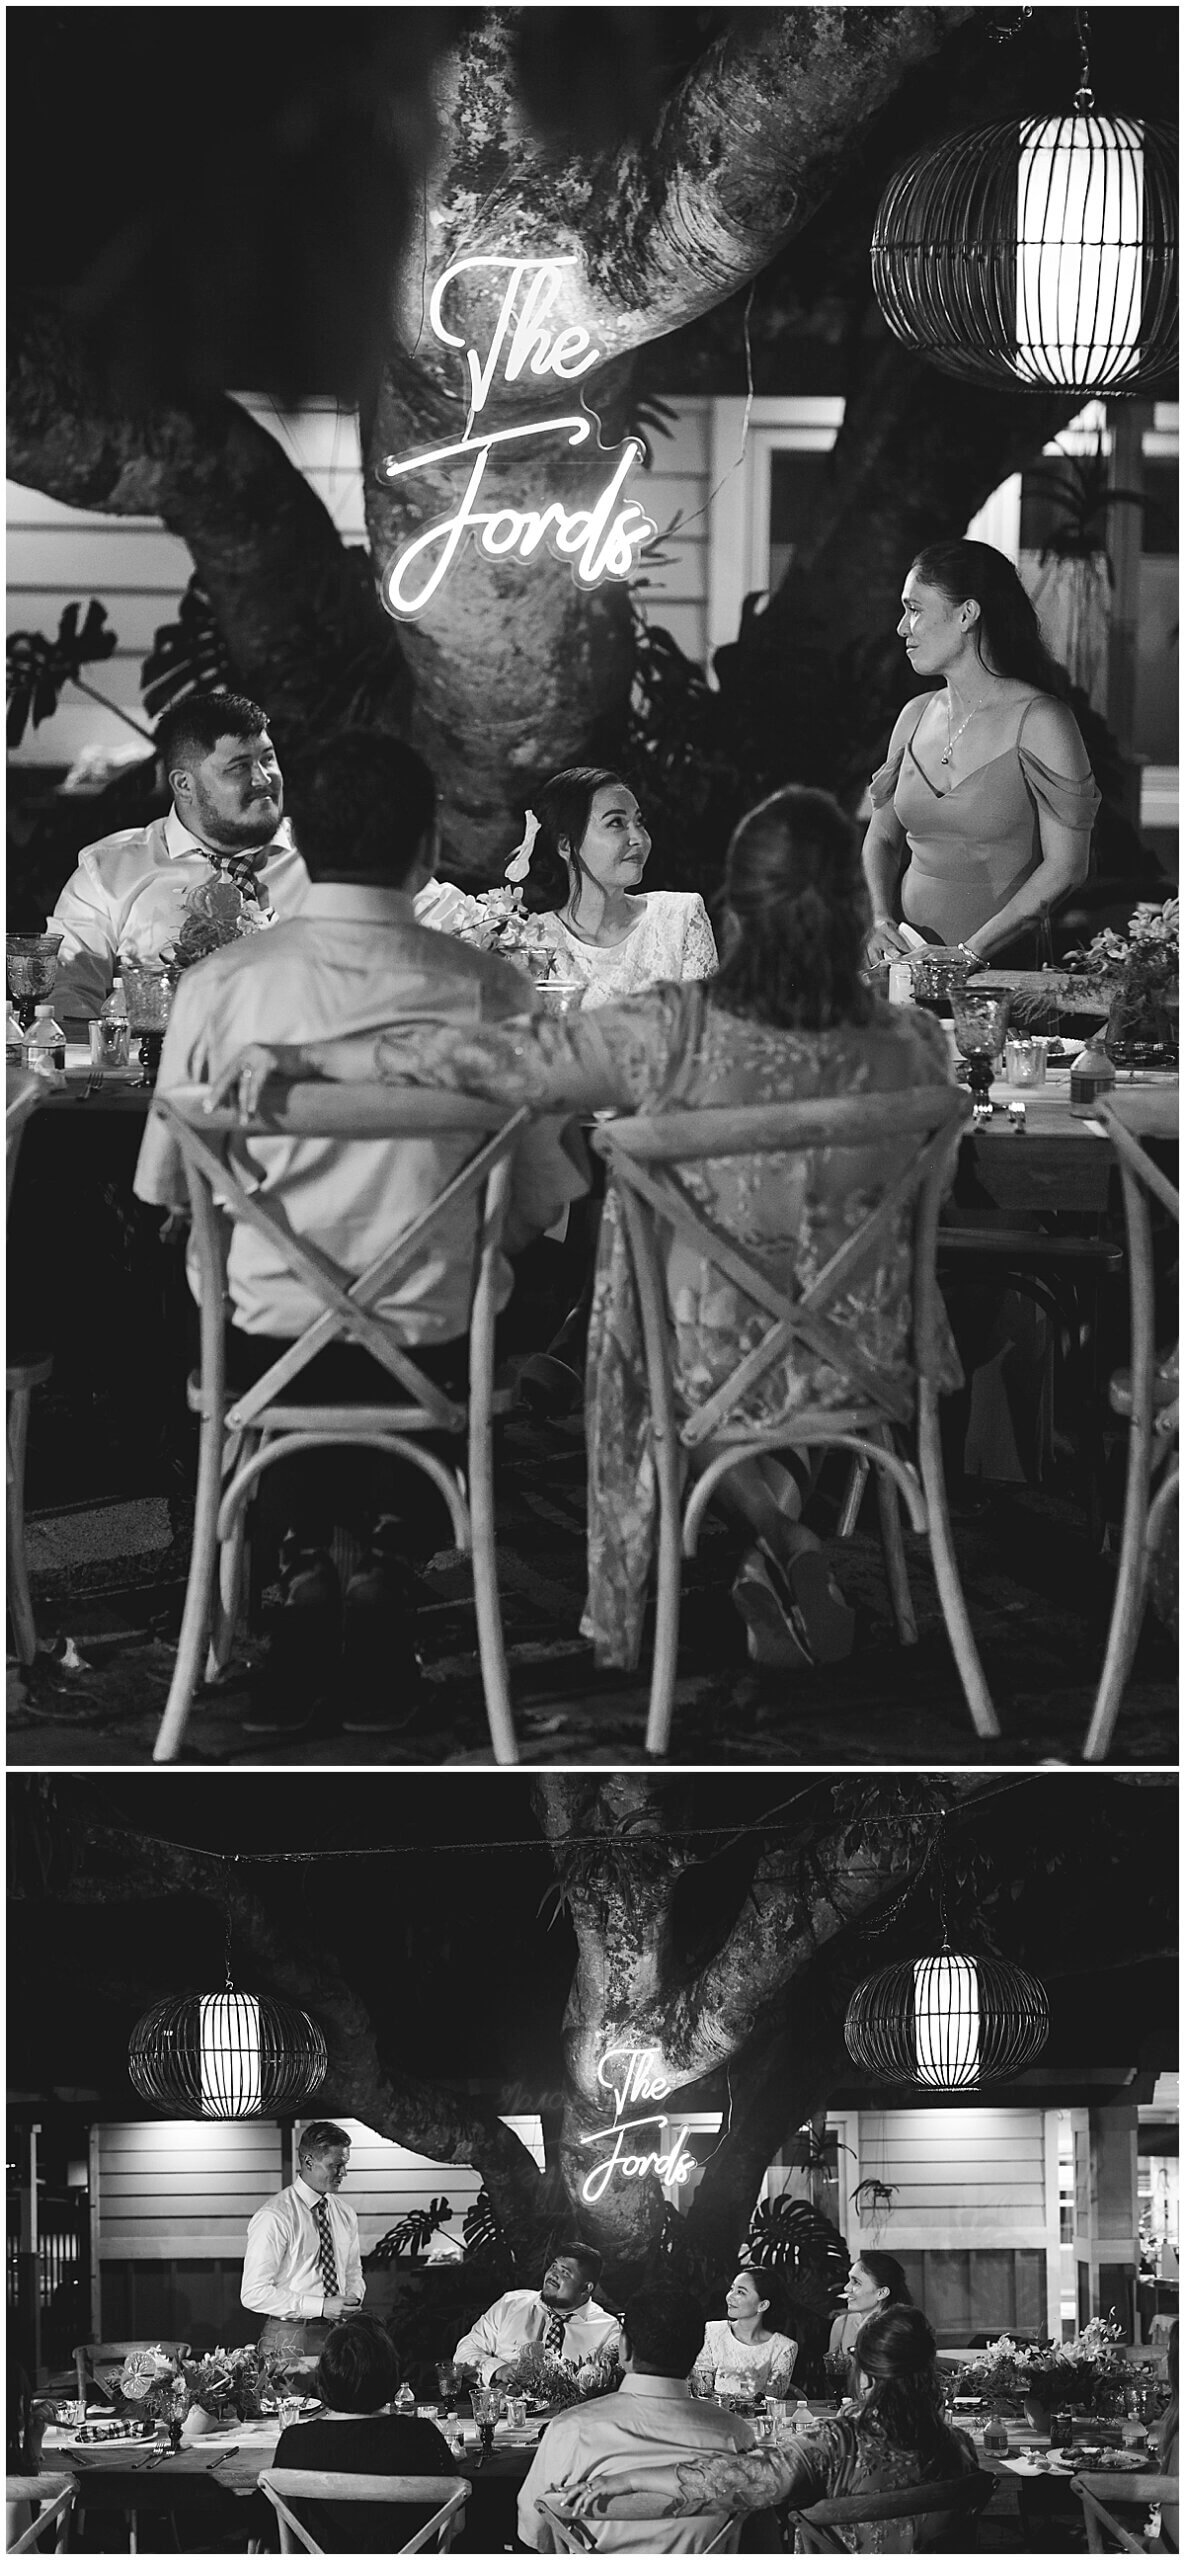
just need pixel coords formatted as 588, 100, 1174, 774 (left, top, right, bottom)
149, 1083, 532, 1764
257, 2469, 471, 2554
1071, 2470, 1179, 2552
4, 2475, 76, 2553
7, 1069, 54, 1670
535, 2495, 739, 2552
592, 1083, 997, 1756
1084, 1090, 1178, 1762
788, 2468, 996, 2552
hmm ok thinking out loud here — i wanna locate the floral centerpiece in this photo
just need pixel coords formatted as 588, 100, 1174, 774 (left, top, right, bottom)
161, 865, 274, 983
491, 2343, 619, 2411
961, 2315, 1126, 2418
1061, 898, 1179, 1067
114, 2345, 189, 2428
416, 878, 566, 987
114, 2342, 279, 2436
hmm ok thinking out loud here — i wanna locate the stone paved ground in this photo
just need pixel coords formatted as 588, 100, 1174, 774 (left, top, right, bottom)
7, 1409, 1176, 1768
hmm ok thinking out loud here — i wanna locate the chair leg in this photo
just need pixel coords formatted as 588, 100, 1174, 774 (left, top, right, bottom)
205, 1431, 258, 1681
836, 1453, 870, 1540
875, 1438, 918, 1645
1082, 1407, 1157, 1767
917, 1388, 1000, 1740
645, 1437, 685, 1760
6, 1385, 38, 1666
468, 1403, 519, 1765
152, 1406, 225, 1763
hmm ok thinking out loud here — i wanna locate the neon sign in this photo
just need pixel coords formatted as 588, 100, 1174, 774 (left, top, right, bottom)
378, 256, 658, 619
578, 2044, 698, 2207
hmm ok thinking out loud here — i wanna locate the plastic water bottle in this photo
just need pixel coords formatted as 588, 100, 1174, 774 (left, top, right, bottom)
5, 1003, 28, 1067
27, 1004, 67, 1082
1069, 1034, 1117, 1117
96, 975, 132, 1068
394, 2383, 415, 2415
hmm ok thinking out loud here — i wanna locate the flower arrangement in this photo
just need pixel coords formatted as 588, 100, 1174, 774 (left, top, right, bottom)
961, 2315, 1126, 2409
161, 870, 273, 981
1062, 899, 1179, 998
114, 2342, 279, 2426
492, 2343, 619, 2409
416, 878, 565, 985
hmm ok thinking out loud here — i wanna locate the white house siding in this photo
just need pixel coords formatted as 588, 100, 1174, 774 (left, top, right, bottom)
96, 2112, 545, 2263
635, 400, 711, 668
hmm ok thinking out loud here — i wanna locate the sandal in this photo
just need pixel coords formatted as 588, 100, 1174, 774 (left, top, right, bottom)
773, 1524, 856, 1665
731, 1548, 815, 1671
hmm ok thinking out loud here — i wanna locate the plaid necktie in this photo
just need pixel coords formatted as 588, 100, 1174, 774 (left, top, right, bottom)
544, 2309, 567, 2354
314, 2195, 338, 2298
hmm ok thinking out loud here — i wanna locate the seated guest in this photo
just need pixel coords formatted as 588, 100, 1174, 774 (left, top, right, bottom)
229, 784, 957, 1676
828, 2253, 913, 2362
269, 2316, 456, 2553
456, 2245, 621, 2384
575, 2304, 980, 2552
418, 767, 718, 1005
50, 692, 309, 1024
134, 729, 581, 1740
518, 2282, 757, 2554
694, 2265, 798, 2399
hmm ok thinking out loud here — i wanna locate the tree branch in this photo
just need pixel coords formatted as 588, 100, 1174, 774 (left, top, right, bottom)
8, 299, 408, 739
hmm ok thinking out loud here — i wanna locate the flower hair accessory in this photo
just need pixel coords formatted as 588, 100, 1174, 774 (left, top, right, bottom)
504, 809, 540, 885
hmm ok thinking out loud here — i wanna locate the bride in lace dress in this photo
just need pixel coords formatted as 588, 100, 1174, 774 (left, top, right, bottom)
505, 765, 717, 1004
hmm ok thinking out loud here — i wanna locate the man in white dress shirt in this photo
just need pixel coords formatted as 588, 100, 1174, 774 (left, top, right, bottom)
517, 2283, 755, 2553
241, 2121, 364, 2360
50, 691, 308, 1025
455, 2246, 622, 2384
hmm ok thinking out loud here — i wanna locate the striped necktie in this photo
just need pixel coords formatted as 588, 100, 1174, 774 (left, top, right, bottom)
314, 2195, 338, 2297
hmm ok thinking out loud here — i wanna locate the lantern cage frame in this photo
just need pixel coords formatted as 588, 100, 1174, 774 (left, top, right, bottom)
843, 1948, 1050, 2090
871, 108, 1177, 396
128, 1988, 328, 2119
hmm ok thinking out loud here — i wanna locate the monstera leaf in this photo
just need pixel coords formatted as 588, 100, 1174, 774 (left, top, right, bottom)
142, 576, 235, 721
7, 600, 120, 748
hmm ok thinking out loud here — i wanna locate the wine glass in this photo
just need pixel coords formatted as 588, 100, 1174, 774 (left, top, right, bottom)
121, 960, 173, 1088
951, 988, 1011, 1119
6, 931, 64, 1032
470, 2386, 499, 2460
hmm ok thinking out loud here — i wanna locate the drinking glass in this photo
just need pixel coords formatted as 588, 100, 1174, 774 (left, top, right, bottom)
470, 2386, 499, 2459
1005, 1035, 1046, 1088
951, 989, 1011, 1116
6, 932, 64, 1032
121, 961, 173, 1088
89, 1017, 132, 1072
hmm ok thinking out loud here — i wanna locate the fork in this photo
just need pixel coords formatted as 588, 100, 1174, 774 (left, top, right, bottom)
74, 1070, 104, 1101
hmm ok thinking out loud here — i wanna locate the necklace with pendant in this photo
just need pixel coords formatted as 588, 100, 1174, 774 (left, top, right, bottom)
940, 697, 991, 766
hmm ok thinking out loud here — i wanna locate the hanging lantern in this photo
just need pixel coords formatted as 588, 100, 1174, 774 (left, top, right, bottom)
844, 1947, 1049, 2090
128, 1987, 328, 2119
871, 23, 1176, 396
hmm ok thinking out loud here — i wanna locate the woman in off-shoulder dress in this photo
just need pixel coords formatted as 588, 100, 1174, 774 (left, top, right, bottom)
862, 538, 1100, 975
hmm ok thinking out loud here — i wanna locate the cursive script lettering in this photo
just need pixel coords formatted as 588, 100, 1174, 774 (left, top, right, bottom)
596, 2045, 674, 2122
379, 255, 656, 619
579, 2115, 698, 2207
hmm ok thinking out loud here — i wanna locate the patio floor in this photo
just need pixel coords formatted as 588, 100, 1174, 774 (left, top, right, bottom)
7, 1407, 1176, 1769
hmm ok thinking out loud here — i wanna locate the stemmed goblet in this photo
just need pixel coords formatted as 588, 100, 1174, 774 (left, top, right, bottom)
951, 988, 1011, 1120
6, 931, 64, 1033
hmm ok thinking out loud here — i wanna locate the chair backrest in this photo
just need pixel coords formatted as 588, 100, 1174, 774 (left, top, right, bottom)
155, 1084, 530, 1433
261, 2469, 470, 2555
6, 1068, 43, 1214
1071, 2471, 1179, 2553
592, 1086, 971, 1448
790, 2469, 994, 2554
4, 2475, 77, 2554
534, 2497, 738, 2553
74, 2340, 190, 2403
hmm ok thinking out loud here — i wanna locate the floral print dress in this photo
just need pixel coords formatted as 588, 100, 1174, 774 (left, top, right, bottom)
374, 981, 961, 1670
665, 2411, 981, 2553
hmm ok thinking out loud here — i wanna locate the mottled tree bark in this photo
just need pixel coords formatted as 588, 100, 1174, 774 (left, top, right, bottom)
7, 7, 976, 874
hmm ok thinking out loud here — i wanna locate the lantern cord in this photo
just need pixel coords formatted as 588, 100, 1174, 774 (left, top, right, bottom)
1073, 9, 1094, 115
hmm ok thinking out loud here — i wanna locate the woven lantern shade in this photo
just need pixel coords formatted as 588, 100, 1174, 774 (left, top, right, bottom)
844, 1948, 1050, 2090
128, 1988, 328, 2119
871, 108, 1177, 395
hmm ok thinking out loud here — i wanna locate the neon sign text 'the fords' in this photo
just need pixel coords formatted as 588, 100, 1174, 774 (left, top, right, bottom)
378, 257, 658, 619
578, 2045, 697, 2207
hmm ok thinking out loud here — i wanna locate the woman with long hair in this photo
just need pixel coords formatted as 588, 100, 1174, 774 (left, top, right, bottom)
211, 785, 961, 1677
829, 2253, 913, 2361
863, 537, 1099, 971
694, 2264, 800, 2400
416, 766, 717, 1005
572, 2305, 980, 2551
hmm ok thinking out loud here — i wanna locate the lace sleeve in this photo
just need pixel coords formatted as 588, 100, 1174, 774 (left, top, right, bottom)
669, 2442, 823, 2517
680, 895, 719, 981
374, 1013, 623, 1110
